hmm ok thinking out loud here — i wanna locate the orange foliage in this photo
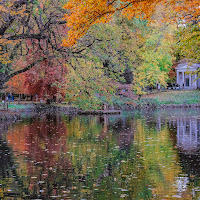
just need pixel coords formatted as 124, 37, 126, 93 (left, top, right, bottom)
6, 115, 71, 196
7, 115, 70, 170
62, 0, 159, 47
62, 0, 200, 47
6, 73, 27, 94
174, 0, 200, 20
5, 59, 28, 94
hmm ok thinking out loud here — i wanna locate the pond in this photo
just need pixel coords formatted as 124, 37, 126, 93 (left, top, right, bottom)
1, 108, 200, 199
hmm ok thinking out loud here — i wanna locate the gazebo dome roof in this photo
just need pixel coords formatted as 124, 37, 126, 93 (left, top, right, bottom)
175, 59, 200, 71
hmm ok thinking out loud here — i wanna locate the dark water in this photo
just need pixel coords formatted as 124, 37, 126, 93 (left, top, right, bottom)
1, 109, 200, 199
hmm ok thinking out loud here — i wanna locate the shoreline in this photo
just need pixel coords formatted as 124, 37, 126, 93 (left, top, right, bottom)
1, 103, 200, 122
133, 103, 200, 110
0, 110, 21, 121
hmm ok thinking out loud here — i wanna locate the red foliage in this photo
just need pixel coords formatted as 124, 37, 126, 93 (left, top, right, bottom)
7, 115, 71, 195
24, 59, 66, 99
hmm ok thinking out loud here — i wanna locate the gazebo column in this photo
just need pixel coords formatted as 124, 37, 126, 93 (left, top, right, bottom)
195, 74, 197, 88
189, 73, 192, 87
177, 71, 179, 85
182, 71, 185, 87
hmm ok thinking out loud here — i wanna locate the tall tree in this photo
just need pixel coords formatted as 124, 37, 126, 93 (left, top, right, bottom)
74, 14, 174, 95
65, 58, 116, 110
175, 24, 200, 62
0, 0, 70, 90
132, 21, 174, 94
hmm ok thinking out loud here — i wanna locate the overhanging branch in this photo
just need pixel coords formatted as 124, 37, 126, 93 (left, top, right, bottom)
4, 57, 47, 83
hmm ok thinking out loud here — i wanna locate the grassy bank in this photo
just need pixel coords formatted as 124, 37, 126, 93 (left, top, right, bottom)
1, 90, 200, 112
140, 90, 200, 106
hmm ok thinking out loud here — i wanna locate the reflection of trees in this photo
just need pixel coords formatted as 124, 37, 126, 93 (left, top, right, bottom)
160, 110, 200, 198
111, 116, 134, 152
139, 109, 200, 153
4, 110, 200, 199
178, 152, 200, 199
6, 114, 72, 199
0, 120, 29, 198
0, 137, 30, 198
179, 153, 200, 177
63, 114, 137, 199
8, 114, 69, 166
62, 113, 192, 199
134, 121, 182, 199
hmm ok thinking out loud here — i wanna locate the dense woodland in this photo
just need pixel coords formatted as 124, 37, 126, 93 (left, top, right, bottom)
0, 0, 200, 109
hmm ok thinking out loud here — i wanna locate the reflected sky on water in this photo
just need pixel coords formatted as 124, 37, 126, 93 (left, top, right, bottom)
0, 109, 200, 199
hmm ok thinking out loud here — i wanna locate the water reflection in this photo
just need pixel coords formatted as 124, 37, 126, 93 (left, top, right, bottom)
1, 109, 200, 199
177, 117, 200, 152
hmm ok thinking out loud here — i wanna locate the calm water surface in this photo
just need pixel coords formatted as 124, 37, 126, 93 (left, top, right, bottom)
1, 109, 200, 199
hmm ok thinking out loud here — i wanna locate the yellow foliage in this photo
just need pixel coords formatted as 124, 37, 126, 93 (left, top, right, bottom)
65, 58, 116, 110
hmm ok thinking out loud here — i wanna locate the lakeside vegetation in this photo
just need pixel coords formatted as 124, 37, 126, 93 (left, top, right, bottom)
0, 90, 199, 114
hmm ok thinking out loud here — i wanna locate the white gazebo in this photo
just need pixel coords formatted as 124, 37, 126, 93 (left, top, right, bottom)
175, 60, 200, 89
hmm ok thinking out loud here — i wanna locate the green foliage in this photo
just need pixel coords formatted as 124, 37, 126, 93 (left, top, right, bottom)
82, 22, 128, 82
71, 16, 174, 106
132, 23, 174, 95
64, 16, 175, 109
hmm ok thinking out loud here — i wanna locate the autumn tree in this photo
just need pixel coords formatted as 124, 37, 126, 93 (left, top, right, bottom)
174, 23, 200, 62
0, 0, 199, 91
64, 16, 147, 109
70, 12, 174, 96
65, 58, 116, 110
132, 21, 174, 94
61, 0, 200, 98
62, 0, 162, 47
73, 17, 141, 84
4, 58, 29, 95
5, 72, 27, 95
0, 0, 71, 90
62, 0, 200, 48
1, 0, 199, 108
24, 59, 67, 100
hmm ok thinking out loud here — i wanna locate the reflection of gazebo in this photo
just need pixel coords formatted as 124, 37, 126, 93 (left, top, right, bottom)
175, 59, 200, 89
176, 117, 200, 153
